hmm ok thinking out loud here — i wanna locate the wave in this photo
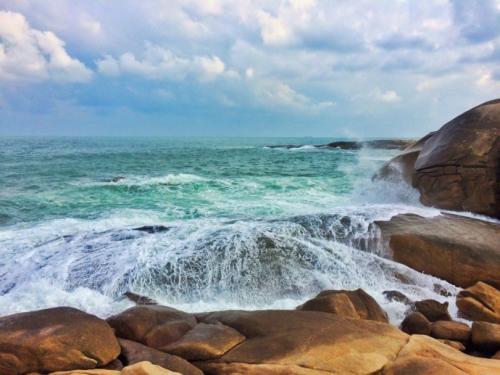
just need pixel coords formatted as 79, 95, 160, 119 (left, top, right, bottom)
77, 173, 207, 188
0, 205, 459, 322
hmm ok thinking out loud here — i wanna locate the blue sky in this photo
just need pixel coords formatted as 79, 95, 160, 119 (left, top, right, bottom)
0, 0, 499, 137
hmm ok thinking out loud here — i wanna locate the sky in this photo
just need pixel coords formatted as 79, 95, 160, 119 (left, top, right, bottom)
0, 0, 499, 137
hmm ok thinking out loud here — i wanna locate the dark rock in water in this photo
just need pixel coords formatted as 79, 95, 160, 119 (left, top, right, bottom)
119, 338, 203, 375
0, 307, 120, 374
327, 139, 414, 150
375, 213, 500, 289
401, 312, 431, 335
124, 291, 158, 305
297, 288, 389, 323
414, 299, 451, 322
383, 290, 412, 305
134, 225, 171, 234
111, 176, 126, 183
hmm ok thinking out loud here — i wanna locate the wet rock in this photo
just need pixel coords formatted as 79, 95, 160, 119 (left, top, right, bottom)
401, 312, 431, 335
297, 288, 389, 322
0, 307, 120, 375
107, 305, 196, 346
111, 176, 126, 183
123, 292, 158, 306
430, 321, 471, 342
160, 322, 246, 361
457, 282, 500, 323
376, 214, 500, 289
119, 339, 202, 375
414, 299, 451, 322
471, 321, 500, 351
133, 226, 171, 234
383, 290, 412, 305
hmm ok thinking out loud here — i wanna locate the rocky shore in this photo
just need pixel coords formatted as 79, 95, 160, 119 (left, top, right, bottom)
1, 99, 499, 374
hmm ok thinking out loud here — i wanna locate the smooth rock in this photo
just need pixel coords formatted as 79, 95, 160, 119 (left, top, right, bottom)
376, 214, 500, 289
471, 321, 500, 351
383, 290, 412, 305
437, 339, 466, 352
415, 299, 451, 322
121, 361, 181, 375
431, 321, 471, 342
160, 322, 246, 361
401, 312, 431, 335
119, 339, 202, 375
297, 288, 389, 322
0, 307, 120, 375
457, 282, 500, 323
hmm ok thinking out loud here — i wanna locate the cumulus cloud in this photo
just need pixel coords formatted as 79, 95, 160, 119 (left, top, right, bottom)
0, 11, 92, 83
96, 43, 226, 81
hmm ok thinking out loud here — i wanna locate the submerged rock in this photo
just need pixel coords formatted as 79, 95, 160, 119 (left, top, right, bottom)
0, 307, 120, 375
375, 213, 500, 289
123, 291, 158, 305
297, 288, 389, 322
457, 282, 500, 323
133, 225, 171, 234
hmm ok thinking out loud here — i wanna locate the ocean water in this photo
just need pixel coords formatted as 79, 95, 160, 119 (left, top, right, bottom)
0, 137, 462, 322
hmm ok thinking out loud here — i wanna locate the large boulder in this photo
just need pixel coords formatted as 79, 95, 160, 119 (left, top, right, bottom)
375, 213, 500, 288
297, 288, 389, 322
430, 321, 471, 342
457, 282, 500, 323
414, 299, 451, 322
471, 321, 500, 351
401, 312, 431, 335
0, 307, 120, 375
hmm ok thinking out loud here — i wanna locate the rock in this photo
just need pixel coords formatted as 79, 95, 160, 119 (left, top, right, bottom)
401, 312, 431, 335
493, 351, 500, 359
382, 334, 500, 374
457, 282, 500, 323
375, 213, 500, 288
413, 99, 500, 218
121, 361, 181, 375
119, 339, 203, 375
107, 305, 196, 347
383, 290, 412, 305
326, 139, 415, 150
431, 321, 471, 342
111, 176, 125, 183
0, 307, 120, 375
471, 321, 500, 351
102, 360, 124, 371
438, 339, 466, 352
133, 226, 171, 234
297, 288, 389, 322
123, 292, 158, 305
160, 322, 246, 361
415, 299, 451, 322
49, 370, 119, 375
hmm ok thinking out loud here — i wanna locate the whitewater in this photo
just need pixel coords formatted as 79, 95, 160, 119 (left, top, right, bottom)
0, 137, 471, 323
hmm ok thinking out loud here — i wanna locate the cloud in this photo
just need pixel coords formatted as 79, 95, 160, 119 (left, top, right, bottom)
371, 89, 402, 103
451, 0, 500, 43
0, 11, 92, 83
96, 43, 227, 81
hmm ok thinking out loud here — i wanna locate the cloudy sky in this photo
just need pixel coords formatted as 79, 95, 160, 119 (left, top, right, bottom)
0, 0, 499, 137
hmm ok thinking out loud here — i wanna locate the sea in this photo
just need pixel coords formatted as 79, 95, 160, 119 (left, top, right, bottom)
0, 137, 469, 322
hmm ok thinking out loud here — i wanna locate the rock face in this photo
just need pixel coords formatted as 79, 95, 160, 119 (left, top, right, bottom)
297, 288, 389, 322
0, 307, 120, 375
376, 99, 500, 218
375, 213, 500, 288
457, 282, 500, 323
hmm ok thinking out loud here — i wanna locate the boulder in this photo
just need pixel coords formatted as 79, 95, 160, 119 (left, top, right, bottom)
383, 290, 412, 305
160, 322, 246, 361
401, 312, 431, 335
0, 307, 120, 375
118, 339, 202, 375
471, 321, 500, 351
414, 299, 451, 322
375, 213, 500, 288
430, 321, 471, 342
457, 282, 500, 323
438, 339, 466, 352
120, 361, 181, 375
107, 305, 196, 348
297, 288, 389, 322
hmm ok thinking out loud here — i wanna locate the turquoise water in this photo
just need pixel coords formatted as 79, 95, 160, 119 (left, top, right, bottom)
0, 137, 459, 321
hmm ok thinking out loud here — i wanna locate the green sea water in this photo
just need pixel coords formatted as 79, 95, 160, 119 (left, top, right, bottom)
0, 137, 459, 321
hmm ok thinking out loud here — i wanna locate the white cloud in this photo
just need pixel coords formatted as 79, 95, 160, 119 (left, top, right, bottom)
0, 10, 92, 83
372, 89, 402, 103
96, 43, 227, 81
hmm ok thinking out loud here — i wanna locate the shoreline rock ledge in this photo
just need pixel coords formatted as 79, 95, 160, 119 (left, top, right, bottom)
375, 98, 500, 218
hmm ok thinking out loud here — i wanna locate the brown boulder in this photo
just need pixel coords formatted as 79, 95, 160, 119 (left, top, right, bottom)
431, 321, 471, 342
376, 214, 500, 289
119, 339, 202, 375
120, 361, 180, 375
413, 99, 500, 218
107, 305, 196, 347
0, 307, 120, 375
297, 288, 389, 322
415, 299, 451, 322
471, 321, 500, 351
438, 339, 466, 352
457, 282, 500, 323
401, 312, 431, 335
160, 322, 245, 361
